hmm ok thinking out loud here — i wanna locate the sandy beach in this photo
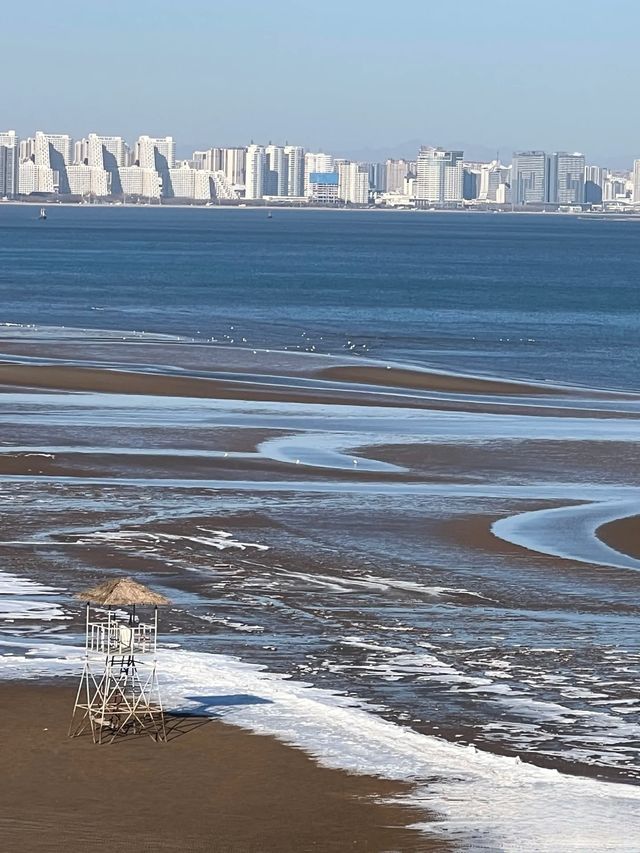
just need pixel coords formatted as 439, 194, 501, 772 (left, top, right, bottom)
0, 682, 438, 853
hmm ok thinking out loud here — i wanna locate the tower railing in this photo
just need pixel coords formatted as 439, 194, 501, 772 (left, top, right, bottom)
86, 613, 156, 655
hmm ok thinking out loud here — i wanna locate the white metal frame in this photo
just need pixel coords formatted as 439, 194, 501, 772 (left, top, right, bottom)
69, 604, 166, 744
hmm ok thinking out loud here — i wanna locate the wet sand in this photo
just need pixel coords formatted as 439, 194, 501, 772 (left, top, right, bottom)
1, 359, 636, 423
319, 364, 569, 396
2, 330, 640, 847
0, 682, 439, 853
597, 514, 640, 561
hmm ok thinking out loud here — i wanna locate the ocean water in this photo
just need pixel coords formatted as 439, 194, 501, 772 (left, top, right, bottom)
1, 206, 640, 849
1, 205, 639, 389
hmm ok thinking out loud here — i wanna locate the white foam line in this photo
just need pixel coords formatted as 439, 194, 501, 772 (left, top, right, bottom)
258, 432, 404, 472
0, 601, 69, 621
0, 570, 67, 621
1, 639, 639, 851
492, 500, 640, 571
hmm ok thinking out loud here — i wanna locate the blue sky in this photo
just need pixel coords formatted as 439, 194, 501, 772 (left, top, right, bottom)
3, 0, 638, 165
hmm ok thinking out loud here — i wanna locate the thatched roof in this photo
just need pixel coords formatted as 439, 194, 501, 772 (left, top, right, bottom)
75, 577, 170, 606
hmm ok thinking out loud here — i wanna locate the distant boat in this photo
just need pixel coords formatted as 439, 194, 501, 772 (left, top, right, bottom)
267, 211, 273, 219
39, 208, 47, 220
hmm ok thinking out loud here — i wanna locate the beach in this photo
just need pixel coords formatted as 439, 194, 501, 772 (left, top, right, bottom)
1, 208, 640, 850
1, 682, 433, 853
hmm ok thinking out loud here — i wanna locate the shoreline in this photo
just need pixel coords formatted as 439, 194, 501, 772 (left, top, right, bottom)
1, 323, 640, 848
0, 680, 435, 852
1, 198, 640, 219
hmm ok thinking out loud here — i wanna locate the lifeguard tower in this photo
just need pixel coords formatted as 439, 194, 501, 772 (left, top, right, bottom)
69, 577, 170, 744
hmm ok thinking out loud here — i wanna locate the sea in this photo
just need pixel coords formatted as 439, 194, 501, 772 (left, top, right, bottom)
1, 205, 638, 388
1, 206, 640, 850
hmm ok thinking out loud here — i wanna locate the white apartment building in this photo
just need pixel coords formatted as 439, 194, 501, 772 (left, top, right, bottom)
33, 131, 73, 193
337, 162, 369, 204
87, 134, 127, 168
304, 152, 334, 195
478, 161, 511, 201
245, 145, 266, 199
67, 164, 110, 197
19, 137, 35, 162
633, 161, 640, 204
222, 148, 246, 186
193, 149, 224, 171
191, 148, 246, 187
90, 134, 127, 194
136, 136, 175, 172
265, 145, 287, 195
119, 165, 162, 198
166, 163, 199, 199
19, 160, 56, 194
416, 147, 464, 204
385, 159, 409, 193
74, 138, 89, 164
34, 131, 73, 166
0, 131, 19, 197
285, 145, 304, 196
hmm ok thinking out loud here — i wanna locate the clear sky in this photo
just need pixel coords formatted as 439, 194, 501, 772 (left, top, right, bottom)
3, 0, 638, 165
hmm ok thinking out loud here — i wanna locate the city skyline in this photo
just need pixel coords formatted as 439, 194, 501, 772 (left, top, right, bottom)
4, 1, 640, 167
4, 125, 638, 209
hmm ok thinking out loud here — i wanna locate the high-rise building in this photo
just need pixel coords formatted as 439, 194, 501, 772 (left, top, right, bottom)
134, 136, 175, 198
473, 161, 511, 202
191, 148, 246, 187
604, 173, 628, 202
118, 165, 162, 199
19, 137, 35, 162
222, 148, 246, 186
87, 134, 126, 168
0, 131, 19, 198
19, 160, 56, 194
549, 152, 585, 204
89, 134, 127, 194
385, 159, 409, 193
511, 151, 548, 204
74, 138, 89, 165
136, 136, 175, 171
368, 162, 386, 192
463, 164, 481, 200
415, 147, 464, 203
66, 164, 110, 197
34, 131, 73, 193
67, 134, 127, 195
193, 149, 223, 171
284, 145, 304, 196
585, 165, 605, 204
265, 145, 287, 195
633, 161, 640, 204
304, 152, 334, 195
337, 162, 369, 204
245, 144, 266, 199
